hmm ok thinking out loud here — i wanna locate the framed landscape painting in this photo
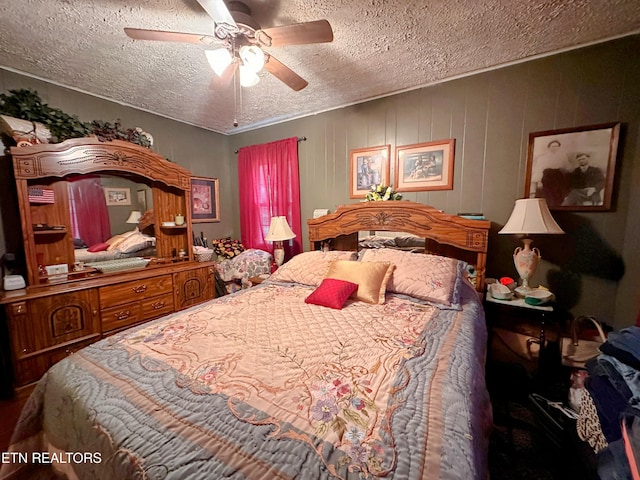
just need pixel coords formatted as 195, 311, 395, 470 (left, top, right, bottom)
394, 139, 455, 192
191, 176, 220, 223
524, 122, 620, 211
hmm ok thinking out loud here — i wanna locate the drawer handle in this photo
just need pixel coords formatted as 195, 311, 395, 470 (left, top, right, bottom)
115, 310, 131, 320
151, 301, 165, 310
132, 285, 148, 293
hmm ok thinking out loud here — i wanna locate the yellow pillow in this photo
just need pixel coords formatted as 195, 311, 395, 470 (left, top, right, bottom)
326, 260, 395, 304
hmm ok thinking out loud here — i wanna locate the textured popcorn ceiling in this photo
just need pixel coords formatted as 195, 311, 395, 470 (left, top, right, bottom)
0, 1, 639, 134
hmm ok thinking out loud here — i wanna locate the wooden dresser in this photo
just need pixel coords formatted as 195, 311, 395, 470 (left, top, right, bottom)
1, 262, 215, 388
1, 137, 218, 391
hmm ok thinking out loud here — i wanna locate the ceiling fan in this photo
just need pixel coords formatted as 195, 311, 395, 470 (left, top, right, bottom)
124, 0, 333, 92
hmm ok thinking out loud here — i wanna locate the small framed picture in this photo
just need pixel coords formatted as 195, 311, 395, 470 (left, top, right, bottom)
191, 176, 220, 223
394, 139, 455, 192
104, 187, 131, 206
137, 189, 147, 211
524, 123, 620, 211
349, 145, 391, 198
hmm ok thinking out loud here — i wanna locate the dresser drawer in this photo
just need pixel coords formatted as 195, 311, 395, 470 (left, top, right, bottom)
101, 302, 143, 332
141, 293, 174, 319
13, 337, 98, 387
99, 275, 173, 308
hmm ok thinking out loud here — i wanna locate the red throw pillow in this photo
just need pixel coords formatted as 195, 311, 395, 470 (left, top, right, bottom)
305, 278, 359, 310
87, 242, 109, 252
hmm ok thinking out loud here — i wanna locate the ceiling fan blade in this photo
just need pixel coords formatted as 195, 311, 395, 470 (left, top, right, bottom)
124, 28, 222, 46
264, 55, 308, 91
196, 0, 237, 29
256, 20, 333, 47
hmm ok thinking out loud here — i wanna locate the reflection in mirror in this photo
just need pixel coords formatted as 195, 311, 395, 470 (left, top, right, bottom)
68, 174, 156, 264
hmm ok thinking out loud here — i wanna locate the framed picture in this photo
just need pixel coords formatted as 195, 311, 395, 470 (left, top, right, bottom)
524, 122, 620, 211
104, 187, 131, 206
137, 189, 147, 211
394, 139, 455, 192
349, 145, 391, 198
191, 176, 220, 223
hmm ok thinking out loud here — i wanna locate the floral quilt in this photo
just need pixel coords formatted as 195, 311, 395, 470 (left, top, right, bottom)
2, 281, 491, 480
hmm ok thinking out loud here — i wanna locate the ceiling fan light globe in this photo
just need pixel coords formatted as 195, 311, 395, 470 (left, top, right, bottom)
239, 65, 260, 87
239, 45, 265, 72
205, 48, 232, 76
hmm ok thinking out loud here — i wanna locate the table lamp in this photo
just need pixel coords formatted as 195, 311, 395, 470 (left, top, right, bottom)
265, 216, 296, 267
499, 198, 564, 297
126, 210, 142, 224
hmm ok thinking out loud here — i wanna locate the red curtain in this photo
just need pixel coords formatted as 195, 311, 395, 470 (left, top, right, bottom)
68, 176, 111, 246
238, 137, 302, 258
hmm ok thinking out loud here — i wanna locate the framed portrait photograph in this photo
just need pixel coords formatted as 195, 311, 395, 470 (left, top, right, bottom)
104, 187, 131, 206
524, 122, 620, 211
191, 176, 220, 223
349, 145, 391, 198
394, 139, 455, 192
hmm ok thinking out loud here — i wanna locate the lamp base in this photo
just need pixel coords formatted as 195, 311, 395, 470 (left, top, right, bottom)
273, 243, 285, 267
514, 284, 536, 298
513, 238, 541, 297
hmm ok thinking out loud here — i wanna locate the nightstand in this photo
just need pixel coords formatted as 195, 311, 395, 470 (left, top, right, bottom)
484, 293, 561, 394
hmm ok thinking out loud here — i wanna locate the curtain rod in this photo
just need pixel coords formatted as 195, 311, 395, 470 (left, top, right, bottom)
234, 136, 306, 154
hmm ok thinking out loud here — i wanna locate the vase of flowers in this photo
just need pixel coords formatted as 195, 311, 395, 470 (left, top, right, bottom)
365, 184, 403, 201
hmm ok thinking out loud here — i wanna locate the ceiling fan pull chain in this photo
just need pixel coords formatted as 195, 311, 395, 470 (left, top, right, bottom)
233, 61, 240, 128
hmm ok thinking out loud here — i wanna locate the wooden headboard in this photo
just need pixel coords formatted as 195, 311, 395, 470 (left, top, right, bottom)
307, 201, 491, 292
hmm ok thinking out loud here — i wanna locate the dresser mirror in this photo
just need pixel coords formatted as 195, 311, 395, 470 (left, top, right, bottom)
11, 137, 194, 286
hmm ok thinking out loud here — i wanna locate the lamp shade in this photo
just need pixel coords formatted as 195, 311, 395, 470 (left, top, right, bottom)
498, 198, 564, 235
205, 48, 232, 77
265, 216, 296, 242
126, 210, 142, 224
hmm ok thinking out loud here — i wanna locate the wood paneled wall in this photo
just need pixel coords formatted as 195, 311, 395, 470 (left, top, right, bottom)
229, 35, 640, 329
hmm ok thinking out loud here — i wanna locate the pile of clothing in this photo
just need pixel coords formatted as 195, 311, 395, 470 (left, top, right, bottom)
577, 326, 640, 479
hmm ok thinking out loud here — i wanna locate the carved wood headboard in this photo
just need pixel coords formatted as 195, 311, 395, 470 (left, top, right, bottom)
307, 201, 491, 292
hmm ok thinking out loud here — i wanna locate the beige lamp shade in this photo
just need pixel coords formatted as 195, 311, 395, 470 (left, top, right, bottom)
499, 198, 564, 235
265, 216, 296, 242
126, 210, 142, 224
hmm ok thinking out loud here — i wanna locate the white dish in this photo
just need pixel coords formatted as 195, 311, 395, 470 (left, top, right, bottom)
524, 289, 554, 305
489, 283, 513, 300
162, 221, 176, 227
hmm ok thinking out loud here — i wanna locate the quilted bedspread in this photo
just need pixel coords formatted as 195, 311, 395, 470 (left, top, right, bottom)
2, 281, 491, 480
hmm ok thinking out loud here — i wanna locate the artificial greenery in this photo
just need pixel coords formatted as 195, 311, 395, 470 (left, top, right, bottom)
0, 89, 152, 147
0, 88, 90, 142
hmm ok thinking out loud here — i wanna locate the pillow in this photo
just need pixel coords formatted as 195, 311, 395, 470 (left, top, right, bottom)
73, 238, 88, 249
325, 260, 395, 304
87, 242, 109, 253
269, 250, 358, 286
107, 229, 139, 251
358, 249, 465, 307
118, 232, 155, 254
305, 278, 358, 310
212, 238, 245, 259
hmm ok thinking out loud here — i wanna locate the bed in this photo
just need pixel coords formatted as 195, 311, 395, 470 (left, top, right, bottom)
1, 201, 492, 480
74, 229, 157, 264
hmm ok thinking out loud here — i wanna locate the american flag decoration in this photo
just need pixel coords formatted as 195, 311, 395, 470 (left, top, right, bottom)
28, 187, 55, 204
